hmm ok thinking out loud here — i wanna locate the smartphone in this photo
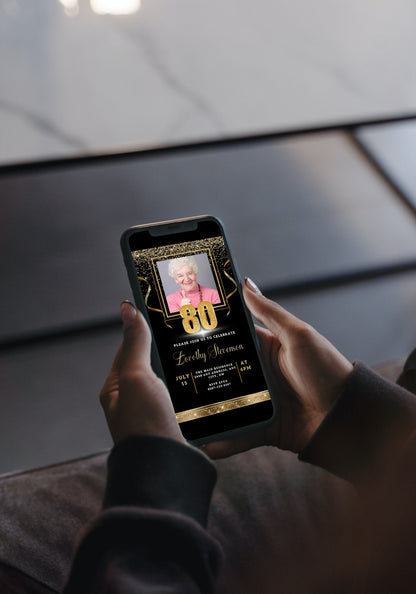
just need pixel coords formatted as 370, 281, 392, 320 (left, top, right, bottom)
121, 215, 275, 444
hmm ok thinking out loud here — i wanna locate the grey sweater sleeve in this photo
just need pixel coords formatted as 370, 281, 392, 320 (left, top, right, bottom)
64, 435, 222, 594
299, 362, 416, 485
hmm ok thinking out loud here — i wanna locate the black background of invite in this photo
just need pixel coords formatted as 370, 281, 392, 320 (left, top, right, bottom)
129, 220, 273, 441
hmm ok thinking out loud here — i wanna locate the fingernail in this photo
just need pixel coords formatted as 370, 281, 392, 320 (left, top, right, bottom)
245, 277, 262, 295
120, 300, 137, 326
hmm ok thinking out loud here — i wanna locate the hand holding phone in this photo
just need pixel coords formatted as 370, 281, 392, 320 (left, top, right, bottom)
100, 301, 185, 445
205, 280, 353, 458
102, 267, 352, 454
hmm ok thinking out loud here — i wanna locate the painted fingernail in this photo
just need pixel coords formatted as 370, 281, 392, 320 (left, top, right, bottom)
120, 300, 137, 325
245, 277, 262, 295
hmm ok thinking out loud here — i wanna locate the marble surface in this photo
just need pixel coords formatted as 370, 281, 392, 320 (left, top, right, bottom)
1, 0, 416, 165
356, 121, 416, 209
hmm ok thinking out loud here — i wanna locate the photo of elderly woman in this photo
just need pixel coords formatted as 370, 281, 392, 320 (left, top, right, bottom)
159, 254, 221, 314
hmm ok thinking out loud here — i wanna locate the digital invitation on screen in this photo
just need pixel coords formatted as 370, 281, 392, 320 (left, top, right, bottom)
132, 234, 271, 425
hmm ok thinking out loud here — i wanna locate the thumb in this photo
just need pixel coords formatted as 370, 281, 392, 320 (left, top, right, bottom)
243, 278, 299, 340
119, 301, 152, 372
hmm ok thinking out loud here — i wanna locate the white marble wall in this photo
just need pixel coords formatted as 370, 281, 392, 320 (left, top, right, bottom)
1, 0, 416, 164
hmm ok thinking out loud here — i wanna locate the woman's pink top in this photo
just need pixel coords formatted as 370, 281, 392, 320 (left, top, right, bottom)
167, 285, 221, 313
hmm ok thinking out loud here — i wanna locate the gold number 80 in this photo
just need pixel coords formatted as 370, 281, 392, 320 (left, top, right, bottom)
180, 301, 218, 334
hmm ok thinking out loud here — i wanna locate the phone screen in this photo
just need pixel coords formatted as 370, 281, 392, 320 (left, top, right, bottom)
127, 218, 273, 441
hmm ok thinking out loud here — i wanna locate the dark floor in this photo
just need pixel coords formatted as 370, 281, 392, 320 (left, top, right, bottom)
1, 122, 415, 474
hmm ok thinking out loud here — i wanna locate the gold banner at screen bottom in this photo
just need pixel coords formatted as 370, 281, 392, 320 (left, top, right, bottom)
175, 391, 271, 423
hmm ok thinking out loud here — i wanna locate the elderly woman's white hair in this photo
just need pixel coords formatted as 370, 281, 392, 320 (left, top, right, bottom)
168, 256, 199, 278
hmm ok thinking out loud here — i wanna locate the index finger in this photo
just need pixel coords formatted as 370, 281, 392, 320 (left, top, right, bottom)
243, 285, 300, 340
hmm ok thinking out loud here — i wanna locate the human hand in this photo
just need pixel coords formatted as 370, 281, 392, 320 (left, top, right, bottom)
100, 301, 185, 444
204, 278, 353, 458
180, 290, 191, 307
